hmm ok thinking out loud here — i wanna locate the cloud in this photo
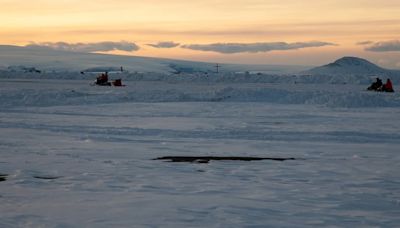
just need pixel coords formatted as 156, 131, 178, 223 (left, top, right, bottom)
147, 41, 180, 48
365, 40, 400, 52
356, 41, 373, 45
26, 41, 140, 53
181, 41, 336, 54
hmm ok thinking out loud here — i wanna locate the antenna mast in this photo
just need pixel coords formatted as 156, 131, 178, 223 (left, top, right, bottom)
215, 63, 221, 73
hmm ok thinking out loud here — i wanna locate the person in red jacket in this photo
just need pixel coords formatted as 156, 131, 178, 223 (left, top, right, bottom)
382, 79, 394, 92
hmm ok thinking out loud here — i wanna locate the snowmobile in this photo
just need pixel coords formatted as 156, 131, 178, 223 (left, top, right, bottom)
93, 73, 112, 86
90, 72, 125, 87
367, 78, 394, 92
82, 67, 125, 87
112, 79, 125, 87
367, 77, 383, 91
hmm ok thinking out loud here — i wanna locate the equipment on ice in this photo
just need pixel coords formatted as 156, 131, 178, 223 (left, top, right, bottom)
367, 77, 394, 92
112, 79, 125, 87
82, 66, 125, 87
91, 71, 125, 87
95, 72, 111, 86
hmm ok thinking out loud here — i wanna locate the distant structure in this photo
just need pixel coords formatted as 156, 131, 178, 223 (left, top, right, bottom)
215, 63, 221, 73
7, 66, 41, 73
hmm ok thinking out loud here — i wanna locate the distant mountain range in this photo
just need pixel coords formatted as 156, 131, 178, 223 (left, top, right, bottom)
0, 45, 399, 83
0, 45, 307, 74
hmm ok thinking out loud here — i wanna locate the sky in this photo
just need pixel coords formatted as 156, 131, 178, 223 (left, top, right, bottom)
1, 0, 400, 68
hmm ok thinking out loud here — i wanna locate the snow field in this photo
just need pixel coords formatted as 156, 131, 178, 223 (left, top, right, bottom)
1, 78, 400, 227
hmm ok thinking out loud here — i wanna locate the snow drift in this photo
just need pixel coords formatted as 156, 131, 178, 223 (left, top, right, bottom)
0, 80, 398, 109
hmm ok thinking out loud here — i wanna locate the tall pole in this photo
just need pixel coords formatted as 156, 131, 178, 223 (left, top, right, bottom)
215, 63, 220, 73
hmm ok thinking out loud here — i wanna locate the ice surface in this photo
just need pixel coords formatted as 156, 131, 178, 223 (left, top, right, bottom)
1, 78, 400, 227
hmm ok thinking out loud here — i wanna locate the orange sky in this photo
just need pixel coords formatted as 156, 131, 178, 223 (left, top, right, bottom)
1, 0, 400, 67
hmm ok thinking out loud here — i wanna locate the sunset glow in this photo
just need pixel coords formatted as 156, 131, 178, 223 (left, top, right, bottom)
1, 0, 400, 67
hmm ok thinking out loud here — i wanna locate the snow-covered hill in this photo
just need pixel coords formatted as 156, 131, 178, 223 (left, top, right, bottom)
301, 56, 400, 84
305, 57, 387, 75
0, 45, 306, 74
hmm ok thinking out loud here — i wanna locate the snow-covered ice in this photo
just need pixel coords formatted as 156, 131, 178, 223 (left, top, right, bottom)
1, 78, 400, 227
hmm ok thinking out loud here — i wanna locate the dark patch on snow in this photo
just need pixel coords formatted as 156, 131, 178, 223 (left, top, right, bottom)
0, 174, 8, 182
33, 176, 61, 180
153, 156, 297, 163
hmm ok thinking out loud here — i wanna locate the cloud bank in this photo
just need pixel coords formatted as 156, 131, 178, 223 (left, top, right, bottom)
181, 41, 336, 54
356, 41, 373, 45
365, 40, 400, 52
147, 41, 180, 48
26, 41, 140, 53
